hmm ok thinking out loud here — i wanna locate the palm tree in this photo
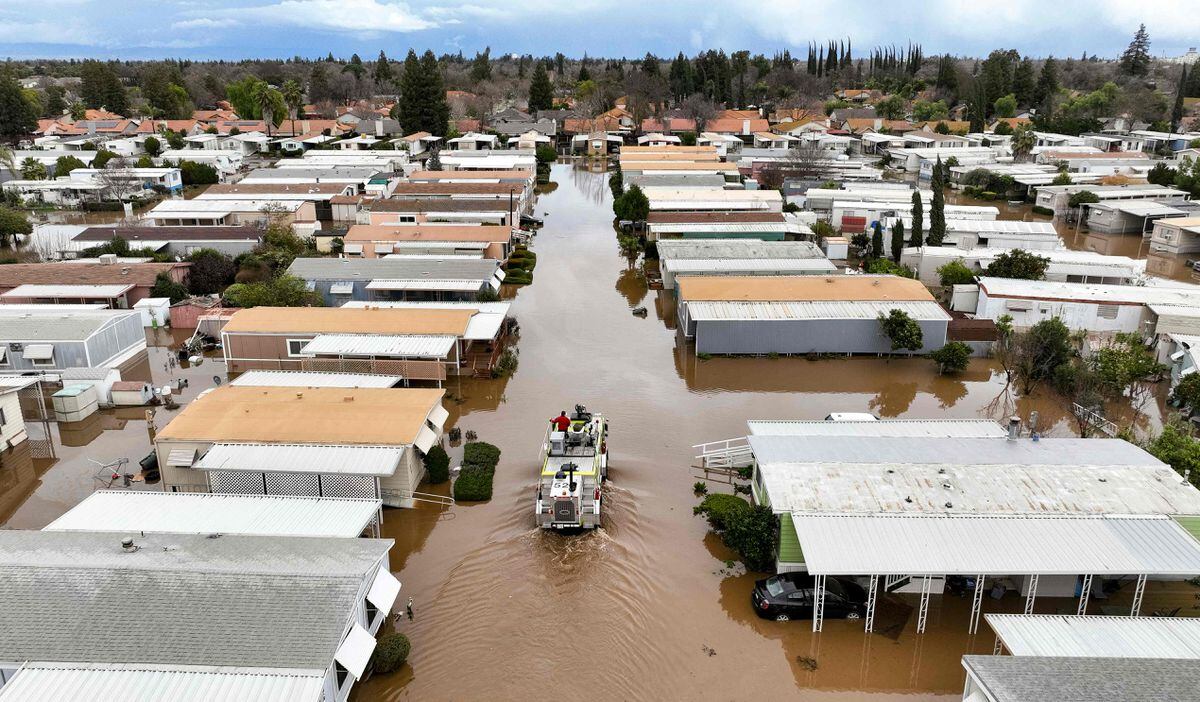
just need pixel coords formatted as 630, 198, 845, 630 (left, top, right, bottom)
0, 146, 16, 176
281, 80, 303, 139
254, 83, 283, 138
1011, 124, 1036, 163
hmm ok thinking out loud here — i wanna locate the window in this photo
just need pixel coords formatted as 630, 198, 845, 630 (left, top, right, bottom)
286, 339, 308, 357
31, 356, 55, 368
1096, 304, 1119, 320
0, 407, 6, 427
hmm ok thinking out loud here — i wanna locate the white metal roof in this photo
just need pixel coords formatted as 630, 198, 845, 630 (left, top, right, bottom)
897, 218, 1059, 236
300, 334, 456, 358
790, 513, 1200, 576
747, 418, 1008, 438
986, 614, 1200, 659
980, 277, 1200, 307
1, 283, 134, 299
1097, 200, 1189, 217
193, 443, 405, 476
148, 199, 303, 214
0, 663, 325, 702
44, 491, 380, 538
655, 239, 825, 259
230, 370, 402, 388
752, 436, 1200, 515
666, 258, 838, 274
364, 279, 486, 292
686, 300, 952, 322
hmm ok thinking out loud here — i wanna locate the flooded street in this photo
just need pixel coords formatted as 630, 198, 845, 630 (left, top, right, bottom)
1, 163, 1187, 700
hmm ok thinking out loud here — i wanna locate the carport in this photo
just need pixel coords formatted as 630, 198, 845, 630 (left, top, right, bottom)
790, 513, 1200, 634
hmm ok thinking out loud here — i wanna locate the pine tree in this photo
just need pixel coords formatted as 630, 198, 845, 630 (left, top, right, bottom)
1119, 24, 1151, 76
0, 72, 37, 137
528, 61, 553, 112
909, 191, 924, 247
373, 50, 393, 86
1011, 57, 1035, 107
577, 63, 590, 83
1171, 64, 1188, 132
928, 157, 946, 246
470, 47, 492, 83
395, 50, 422, 134
891, 220, 905, 262
1034, 57, 1059, 113
419, 51, 450, 137
871, 222, 884, 262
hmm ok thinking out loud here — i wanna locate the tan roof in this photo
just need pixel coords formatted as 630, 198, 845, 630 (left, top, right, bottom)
621, 145, 718, 154
1042, 151, 1150, 160
391, 183, 525, 195
0, 262, 189, 289
222, 306, 474, 335
1158, 217, 1200, 228
618, 152, 722, 163
677, 275, 937, 302
647, 212, 786, 224
157, 386, 444, 445
343, 224, 512, 244
617, 161, 738, 171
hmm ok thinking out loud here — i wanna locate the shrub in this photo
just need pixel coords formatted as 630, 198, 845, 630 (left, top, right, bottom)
150, 272, 188, 303
424, 444, 450, 484
1031, 205, 1054, 216
930, 341, 972, 374
453, 465, 495, 501
723, 504, 779, 572
693, 481, 708, 495
179, 160, 219, 186
696, 493, 750, 531
937, 259, 977, 287
370, 631, 411, 674
463, 441, 501, 470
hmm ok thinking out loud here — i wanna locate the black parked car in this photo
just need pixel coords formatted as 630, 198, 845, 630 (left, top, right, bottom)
751, 573, 867, 622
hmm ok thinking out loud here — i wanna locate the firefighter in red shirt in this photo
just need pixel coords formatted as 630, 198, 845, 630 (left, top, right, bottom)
551, 411, 571, 432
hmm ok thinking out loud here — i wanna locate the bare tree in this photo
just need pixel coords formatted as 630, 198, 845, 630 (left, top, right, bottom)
678, 94, 717, 132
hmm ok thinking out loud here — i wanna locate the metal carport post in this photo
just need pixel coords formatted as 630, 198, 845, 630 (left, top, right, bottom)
812, 574, 826, 632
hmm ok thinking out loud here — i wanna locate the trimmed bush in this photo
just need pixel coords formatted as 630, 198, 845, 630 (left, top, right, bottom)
1031, 205, 1054, 217
424, 444, 450, 484
722, 504, 779, 572
463, 441, 501, 470
696, 493, 750, 531
453, 465, 494, 501
370, 631, 411, 674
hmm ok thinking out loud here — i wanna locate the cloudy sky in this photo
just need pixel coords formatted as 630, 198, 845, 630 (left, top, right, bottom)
2, 0, 1198, 61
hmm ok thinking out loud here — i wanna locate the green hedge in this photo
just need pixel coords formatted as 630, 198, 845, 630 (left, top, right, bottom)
370, 632, 411, 674
1031, 205, 1054, 217
463, 441, 501, 469
424, 444, 450, 484
453, 465, 495, 501
696, 493, 750, 531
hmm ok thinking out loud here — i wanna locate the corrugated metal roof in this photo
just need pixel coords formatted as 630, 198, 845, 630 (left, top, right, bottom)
338, 300, 509, 340
686, 300, 950, 321
791, 513, 1200, 575
898, 218, 1059, 235
666, 259, 837, 274
230, 370, 402, 388
656, 239, 824, 259
0, 663, 326, 702
751, 436, 1200, 515
1, 283, 134, 298
194, 443, 404, 476
44, 491, 380, 538
300, 334, 456, 358
986, 614, 1200, 659
287, 256, 500, 281
980, 277, 1200, 306
747, 418, 1008, 438
678, 274, 936, 302
364, 279, 487, 292
961, 655, 1200, 702
0, 530, 391, 670
0, 309, 138, 340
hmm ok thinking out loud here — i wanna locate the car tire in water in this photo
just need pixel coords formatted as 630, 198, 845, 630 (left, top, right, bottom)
775, 613, 790, 622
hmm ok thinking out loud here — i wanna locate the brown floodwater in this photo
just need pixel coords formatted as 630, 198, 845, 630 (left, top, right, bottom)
2, 164, 1191, 701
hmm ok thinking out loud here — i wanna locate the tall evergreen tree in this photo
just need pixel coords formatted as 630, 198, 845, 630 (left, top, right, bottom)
928, 157, 946, 246
908, 191, 924, 247
395, 50, 422, 134
373, 50, 393, 86
871, 221, 884, 262
1119, 24, 1152, 76
1171, 64, 1188, 132
0, 72, 37, 137
79, 60, 128, 114
1011, 57, 1035, 107
1033, 57, 1059, 113
528, 61, 554, 112
470, 47, 492, 83
891, 220, 905, 262
419, 50, 450, 137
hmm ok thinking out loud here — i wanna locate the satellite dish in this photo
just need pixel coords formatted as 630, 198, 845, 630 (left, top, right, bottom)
213, 375, 222, 386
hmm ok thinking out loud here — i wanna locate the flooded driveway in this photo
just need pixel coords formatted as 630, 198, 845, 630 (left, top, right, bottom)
1, 164, 1187, 700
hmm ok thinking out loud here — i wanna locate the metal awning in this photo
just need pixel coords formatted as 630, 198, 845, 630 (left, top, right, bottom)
365, 279, 487, 292
329, 282, 355, 295
365, 565, 402, 614
166, 448, 197, 467
342, 244, 364, 254
413, 425, 438, 453
790, 513, 1200, 576
374, 244, 394, 254
985, 614, 1200, 659
22, 344, 54, 361
299, 334, 456, 359
334, 623, 375, 680
193, 443, 404, 476
427, 404, 449, 430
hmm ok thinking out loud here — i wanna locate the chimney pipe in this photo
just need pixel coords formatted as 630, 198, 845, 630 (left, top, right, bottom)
1007, 416, 1020, 441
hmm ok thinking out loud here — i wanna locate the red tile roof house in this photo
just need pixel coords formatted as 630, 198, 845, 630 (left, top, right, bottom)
0, 262, 191, 307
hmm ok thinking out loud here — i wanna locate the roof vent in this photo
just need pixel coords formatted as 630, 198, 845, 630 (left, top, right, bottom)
121, 537, 138, 553
1098, 477, 1107, 482
295, 392, 303, 399
904, 496, 913, 503
942, 481, 952, 489
945, 501, 953, 509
